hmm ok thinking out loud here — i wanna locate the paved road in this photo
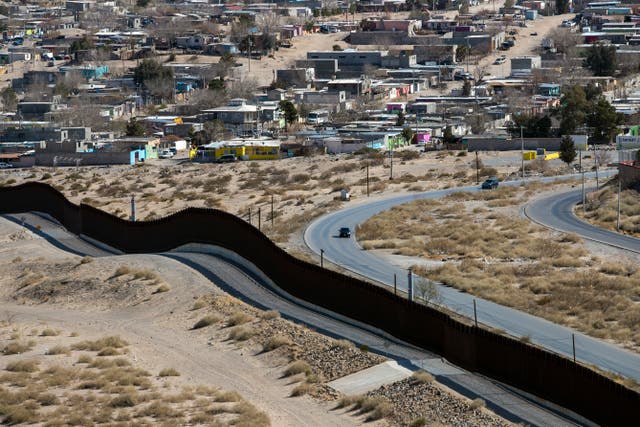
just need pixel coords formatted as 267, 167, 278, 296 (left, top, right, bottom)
525, 188, 640, 253
0, 212, 583, 427
304, 171, 640, 384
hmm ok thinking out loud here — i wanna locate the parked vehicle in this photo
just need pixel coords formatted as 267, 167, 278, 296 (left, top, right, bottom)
338, 227, 351, 238
493, 56, 506, 65
217, 154, 237, 163
0, 162, 14, 169
307, 109, 329, 125
481, 177, 499, 189
159, 149, 174, 159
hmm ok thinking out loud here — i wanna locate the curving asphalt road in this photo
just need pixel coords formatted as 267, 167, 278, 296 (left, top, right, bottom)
525, 188, 640, 253
304, 171, 640, 385
0, 213, 584, 427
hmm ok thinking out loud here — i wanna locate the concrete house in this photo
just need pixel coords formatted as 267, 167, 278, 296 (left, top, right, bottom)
200, 99, 260, 136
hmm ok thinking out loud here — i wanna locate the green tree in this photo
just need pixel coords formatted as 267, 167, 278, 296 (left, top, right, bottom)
508, 114, 552, 138
583, 43, 618, 77
136, 0, 151, 7
133, 59, 173, 88
1, 87, 17, 111
442, 126, 456, 145
126, 118, 145, 137
396, 111, 406, 126
559, 85, 589, 135
556, 0, 570, 14
587, 98, 624, 143
279, 100, 298, 129
504, 0, 515, 7
208, 77, 225, 91
559, 135, 577, 166
69, 37, 93, 54
401, 126, 414, 144
462, 80, 471, 96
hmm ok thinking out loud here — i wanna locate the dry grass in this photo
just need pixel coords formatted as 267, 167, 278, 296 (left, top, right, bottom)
192, 314, 222, 330
192, 298, 207, 310
40, 328, 59, 336
227, 311, 252, 326
412, 370, 435, 384
469, 398, 486, 411
46, 345, 70, 356
263, 335, 292, 352
158, 368, 180, 377
283, 360, 312, 377
3, 340, 35, 355
72, 336, 128, 352
260, 309, 280, 320
290, 382, 314, 397
5, 360, 39, 372
228, 326, 255, 342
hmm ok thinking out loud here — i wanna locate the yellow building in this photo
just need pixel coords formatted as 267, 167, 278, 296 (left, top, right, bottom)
191, 139, 280, 161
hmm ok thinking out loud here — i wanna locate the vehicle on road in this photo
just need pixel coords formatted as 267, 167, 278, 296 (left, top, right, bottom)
217, 154, 237, 163
481, 177, 499, 189
493, 56, 506, 65
0, 162, 14, 169
159, 149, 174, 159
338, 227, 351, 238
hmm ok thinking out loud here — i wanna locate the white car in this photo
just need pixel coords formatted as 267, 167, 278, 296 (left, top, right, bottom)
0, 162, 14, 169
159, 149, 174, 159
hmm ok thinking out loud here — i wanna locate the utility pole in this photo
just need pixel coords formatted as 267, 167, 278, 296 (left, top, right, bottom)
520, 125, 525, 180
473, 299, 478, 327
130, 195, 136, 222
320, 249, 324, 268
572, 333, 576, 363
581, 150, 586, 214
366, 162, 370, 197
271, 195, 274, 227
475, 151, 480, 184
258, 207, 261, 231
389, 143, 394, 180
393, 273, 397, 295
247, 37, 252, 74
617, 173, 622, 230
407, 269, 413, 302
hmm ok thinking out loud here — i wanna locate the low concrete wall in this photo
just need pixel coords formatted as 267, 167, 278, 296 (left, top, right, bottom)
467, 138, 562, 151
35, 151, 131, 166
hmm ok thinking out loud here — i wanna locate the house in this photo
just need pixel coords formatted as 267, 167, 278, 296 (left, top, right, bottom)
276, 68, 315, 88
192, 138, 280, 161
34, 139, 149, 166
200, 99, 260, 136
327, 78, 371, 97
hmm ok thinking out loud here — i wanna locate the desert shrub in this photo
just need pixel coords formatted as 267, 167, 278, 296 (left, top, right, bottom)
40, 328, 59, 337
290, 382, 314, 397
192, 314, 222, 330
260, 310, 280, 320
192, 299, 207, 310
263, 335, 291, 352
228, 326, 255, 341
154, 284, 170, 293
227, 311, 252, 326
409, 417, 427, 427
97, 347, 120, 356
3, 407, 38, 424
5, 360, 39, 372
159, 368, 180, 377
76, 355, 92, 364
79, 256, 93, 264
72, 336, 128, 351
331, 339, 354, 350
113, 266, 131, 277
335, 395, 360, 409
46, 345, 70, 355
469, 398, 486, 410
110, 393, 137, 408
284, 360, 311, 377
366, 401, 393, 421
411, 370, 434, 384
3, 341, 34, 355
215, 391, 242, 402
37, 392, 59, 406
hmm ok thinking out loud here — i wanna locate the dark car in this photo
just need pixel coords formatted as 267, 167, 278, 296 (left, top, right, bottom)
338, 227, 351, 238
217, 154, 237, 163
481, 177, 499, 190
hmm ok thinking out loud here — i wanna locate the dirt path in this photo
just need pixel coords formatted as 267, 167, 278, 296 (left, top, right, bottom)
0, 217, 363, 427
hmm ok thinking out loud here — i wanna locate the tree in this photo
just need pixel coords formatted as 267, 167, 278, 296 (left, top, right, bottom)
191, 120, 226, 145
583, 43, 618, 77
126, 118, 145, 137
504, 0, 514, 7
559, 85, 589, 135
1, 87, 17, 111
414, 276, 441, 307
459, 0, 470, 14
133, 59, 173, 88
462, 80, 471, 96
559, 136, 577, 166
508, 114, 552, 138
442, 126, 457, 145
556, 0, 570, 14
587, 98, 624, 143
401, 126, 414, 144
279, 100, 298, 129
396, 111, 406, 126
69, 37, 93, 54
